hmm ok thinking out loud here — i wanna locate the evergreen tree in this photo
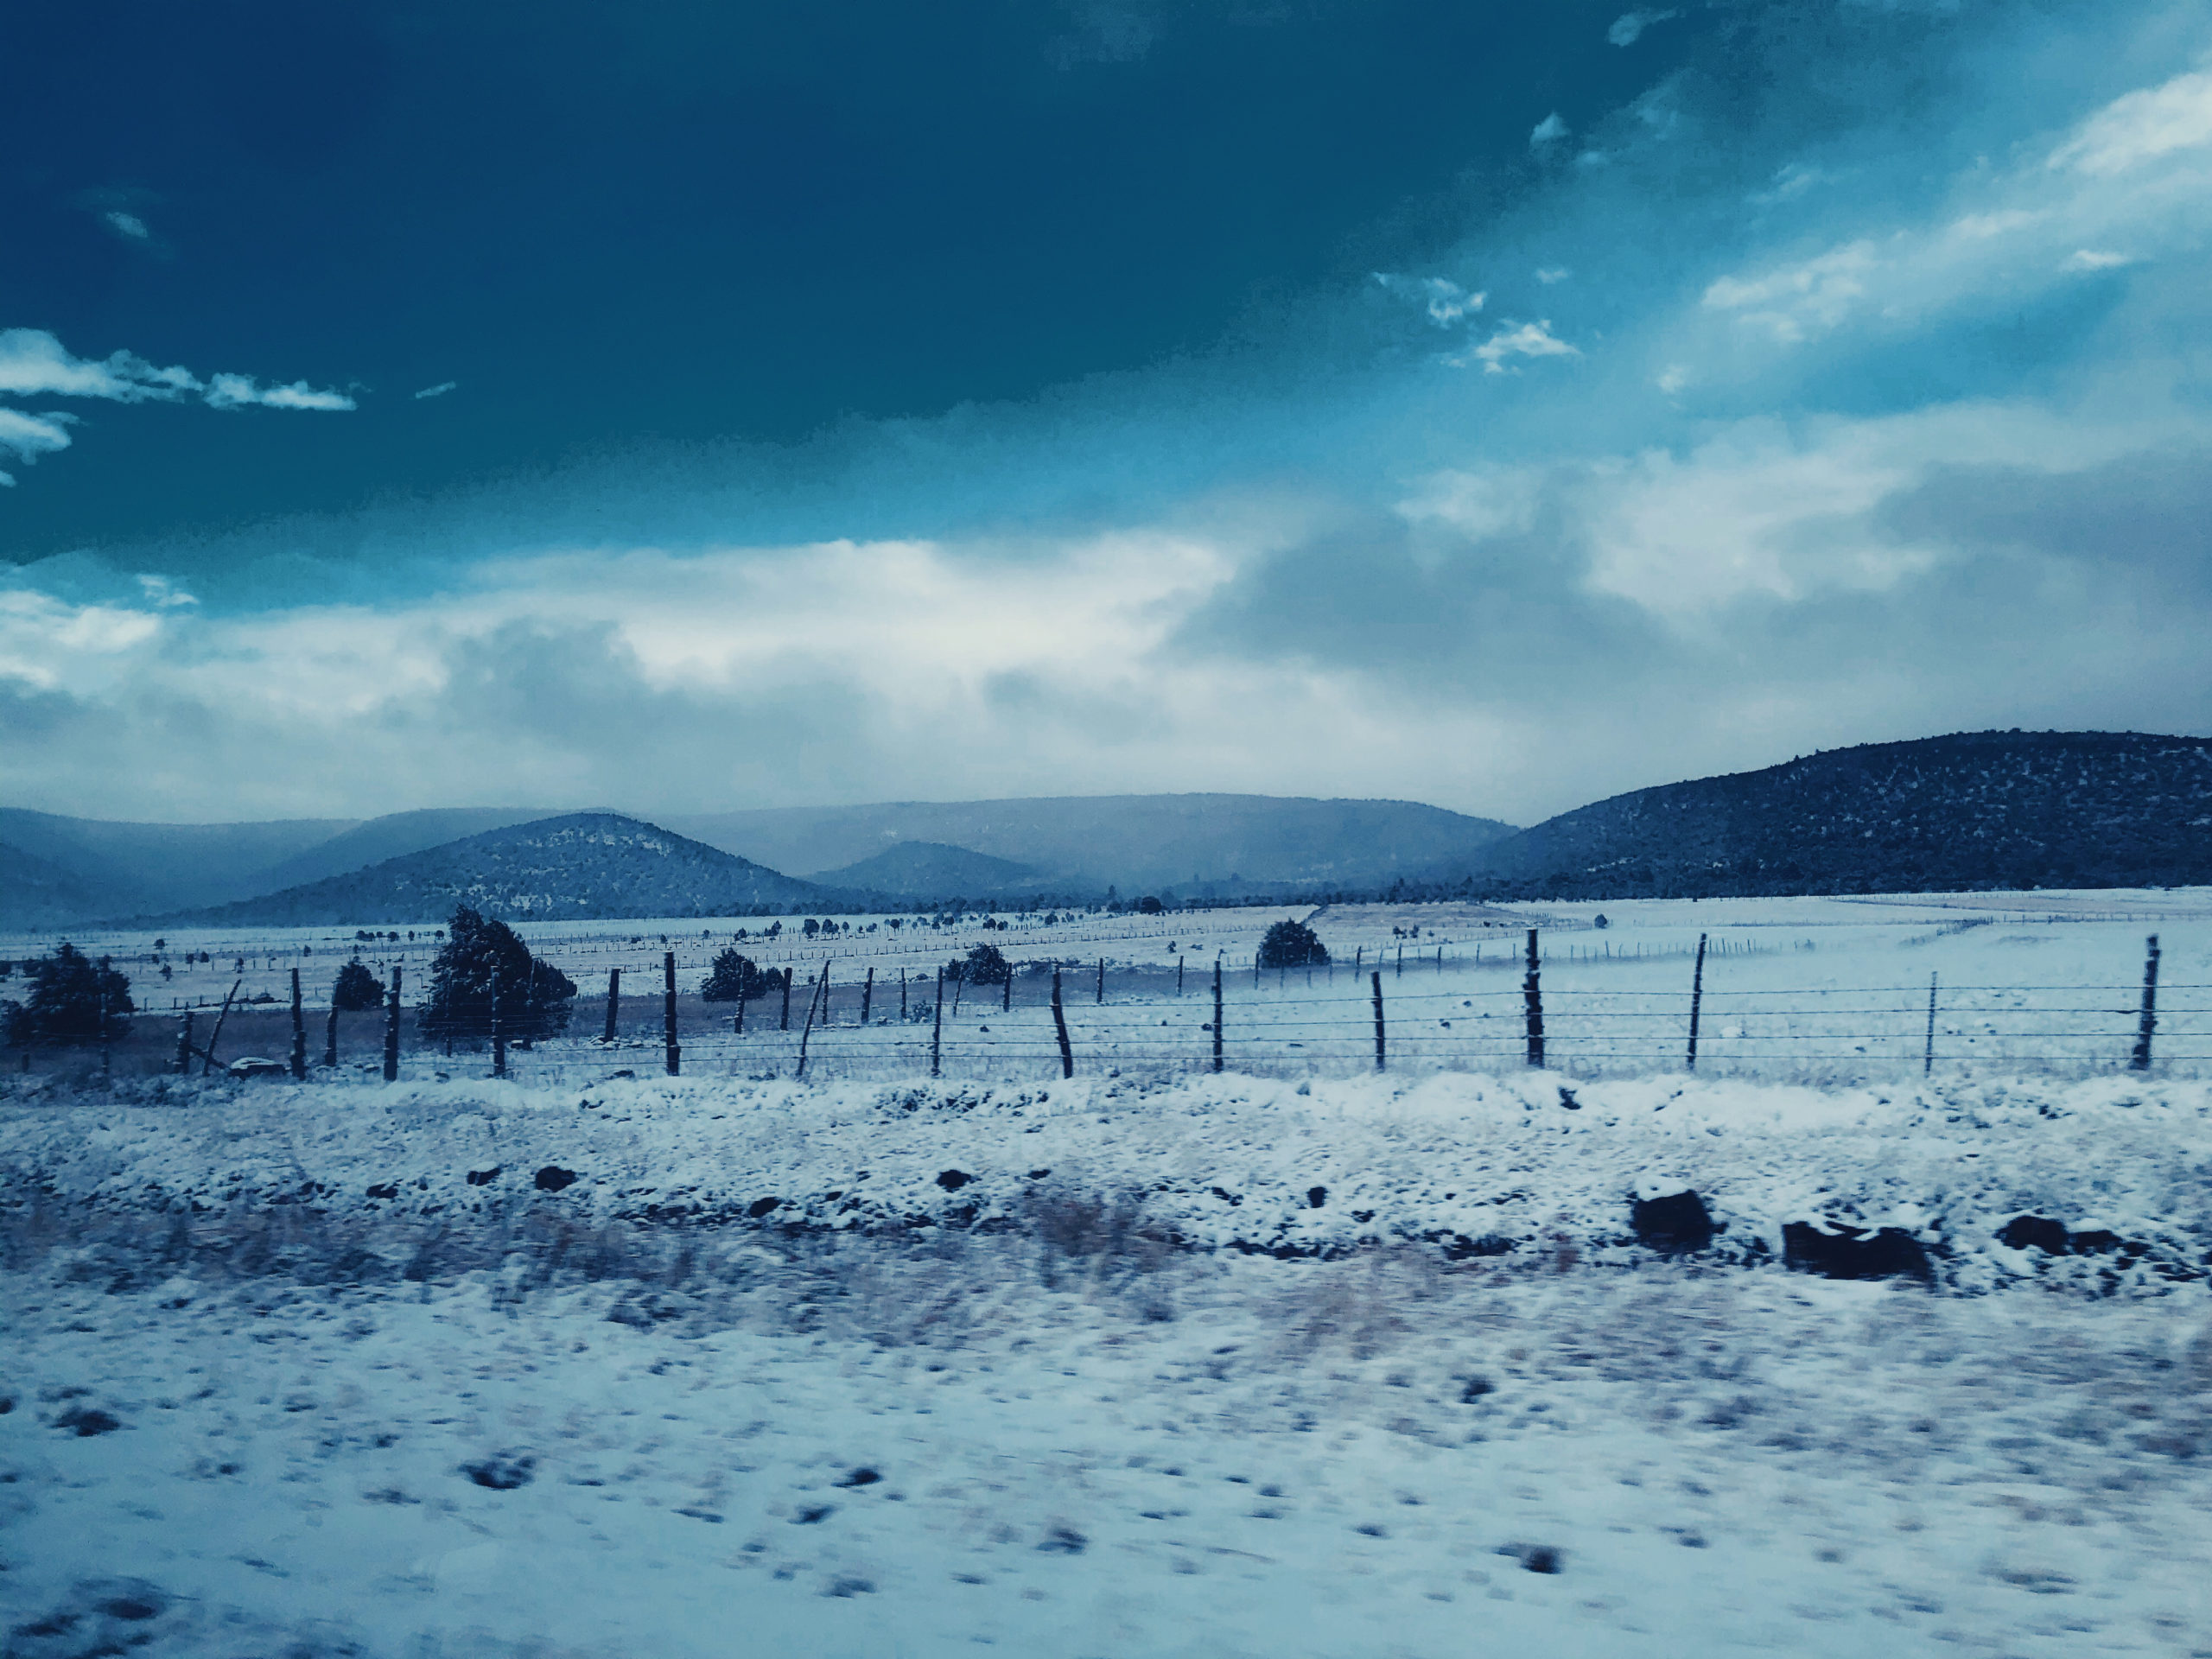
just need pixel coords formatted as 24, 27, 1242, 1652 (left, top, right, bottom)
3, 942, 133, 1046
331, 959, 386, 1011
419, 906, 576, 1044
700, 948, 770, 1002
1257, 919, 1329, 970
957, 943, 1013, 986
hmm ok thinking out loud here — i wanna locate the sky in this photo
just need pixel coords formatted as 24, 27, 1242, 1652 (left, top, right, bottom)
4, 0, 2211, 828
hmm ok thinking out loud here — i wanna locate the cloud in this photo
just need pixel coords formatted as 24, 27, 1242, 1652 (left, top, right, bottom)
204, 373, 357, 411
1529, 112, 1569, 150
104, 211, 151, 241
1375, 274, 1485, 326
1453, 320, 1580, 373
2048, 67, 2212, 176
415, 380, 459, 399
1535, 267, 1571, 284
0, 407, 77, 482
0, 328, 353, 411
1606, 10, 1679, 48
2063, 248, 2136, 270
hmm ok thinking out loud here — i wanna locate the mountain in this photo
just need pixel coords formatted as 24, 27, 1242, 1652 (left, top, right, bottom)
0, 809, 360, 920
1441, 730, 2212, 899
664, 794, 1518, 897
172, 813, 849, 925
245, 807, 565, 893
813, 841, 1063, 899
0, 841, 135, 931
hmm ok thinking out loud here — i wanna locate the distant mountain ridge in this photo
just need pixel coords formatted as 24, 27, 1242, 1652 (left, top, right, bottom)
0, 808, 358, 924
169, 813, 849, 926
1442, 730, 2212, 899
813, 841, 1063, 899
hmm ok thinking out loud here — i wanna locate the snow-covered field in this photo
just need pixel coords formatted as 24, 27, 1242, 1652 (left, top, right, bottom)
3, 1061, 2210, 1656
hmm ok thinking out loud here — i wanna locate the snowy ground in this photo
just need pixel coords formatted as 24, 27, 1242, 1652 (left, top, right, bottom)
3, 1065, 2210, 1656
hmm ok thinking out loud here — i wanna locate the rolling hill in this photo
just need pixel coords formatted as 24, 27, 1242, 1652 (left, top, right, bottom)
170, 814, 849, 926
665, 794, 1519, 897
1441, 730, 2212, 899
812, 841, 1065, 900
0, 809, 359, 921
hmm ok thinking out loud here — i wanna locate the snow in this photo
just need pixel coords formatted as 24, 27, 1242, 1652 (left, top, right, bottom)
5, 888, 2212, 1654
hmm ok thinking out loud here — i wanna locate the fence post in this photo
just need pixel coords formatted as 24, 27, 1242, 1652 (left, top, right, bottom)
1397, 944, 1404, 978
1051, 969, 1073, 1078
795, 971, 821, 1078
604, 967, 620, 1043
1001, 964, 1011, 1014
382, 966, 400, 1082
1923, 972, 1937, 1077
1096, 957, 1105, 1004
1178, 956, 1185, 996
780, 968, 791, 1031
899, 968, 907, 1020
862, 965, 874, 1025
324, 1001, 339, 1068
1211, 957, 1224, 1074
664, 950, 679, 1076
2130, 934, 2160, 1071
931, 968, 944, 1078
491, 976, 505, 1078
820, 963, 832, 1027
1523, 929, 1545, 1069
175, 1010, 194, 1075
735, 982, 746, 1036
1370, 970, 1385, 1072
289, 968, 306, 1080
1687, 932, 1707, 1071
1354, 945, 1363, 980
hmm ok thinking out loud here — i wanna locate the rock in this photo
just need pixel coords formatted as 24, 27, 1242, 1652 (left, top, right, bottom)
1038, 1525, 1088, 1554
365, 1182, 399, 1200
1996, 1215, 2070, 1254
1783, 1222, 1932, 1281
1631, 1190, 1714, 1253
836, 1466, 881, 1487
747, 1196, 781, 1219
534, 1166, 578, 1192
1459, 1376, 1496, 1402
54, 1406, 122, 1437
936, 1169, 973, 1191
1307, 1185, 1327, 1209
465, 1166, 502, 1187
462, 1452, 535, 1490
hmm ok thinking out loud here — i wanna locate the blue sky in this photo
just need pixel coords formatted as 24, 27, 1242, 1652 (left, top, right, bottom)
4, 0, 2210, 825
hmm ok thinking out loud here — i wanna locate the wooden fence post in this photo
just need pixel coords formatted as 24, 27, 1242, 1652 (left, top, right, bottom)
1096, 957, 1105, 1004
820, 963, 832, 1027
1396, 944, 1404, 978
663, 950, 679, 1076
780, 968, 792, 1031
289, 969, 306, 1079
1051, 969, 1073, 1078
1686, 932, 1707, 1071
324, 1001, 339, 1068
2130, 935, 2160, 1071
930, 967, 944, 1078
1923, 972, 1937, 1077
1001, 965, 1011, 1014
382, 967, 400, 1082
205, 977, 242, 1077
491, 976, 505, 1078
1370, 970, 1385, 1072
1178, 956, 1185, 996
175, 1010, 194, 1075
1522, 929, 1545, 1069
603, 967, 620, 1043
1211, 957, 1224, 1074
899, 968, 908, 1020
862, 965, 874, 1024
795, 971, 821, 1078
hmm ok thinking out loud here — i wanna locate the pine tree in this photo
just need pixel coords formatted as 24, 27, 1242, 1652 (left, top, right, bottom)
3, 942, 133, 1046
418, 906, 576, 1044
331, 960, 386, 1011
700, 948, 770, 1002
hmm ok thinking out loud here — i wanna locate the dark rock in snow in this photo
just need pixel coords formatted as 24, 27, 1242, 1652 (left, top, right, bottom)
466, 1166, 501, 1187
1783, 1222, 1932, 1281
1500, 1543, 1563, 1573
1459, 1376, 1496, 1402
1039, 1526, 1088, 1553
935, 1169, 973, 1191
54, 1406, 122, 1437
534, 1166, 578, 1192
1632, 1191, 1714, 1253
836, 1467, 881, 1488
1997, 1215, 2071, 1254
1307, 1185, 1327, 1209
365, 1182, 398, 1200
747, 1196, 781, 1218
463, 1452, 536, 1490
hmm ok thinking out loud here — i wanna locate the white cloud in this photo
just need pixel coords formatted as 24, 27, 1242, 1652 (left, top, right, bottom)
104, 211, 150, 240
1535, 267, 1572, 284
1755, 162, 1831, 203
415, 380, 459, 399
0, 328, 352, 411
1607, 9, 1679, 48
2049, 67, 2212, 176
1656, 365, 1688, 395
1701, 241, 1876, 341
1452, 320, 1580, 373
2063, 248, 2136, 270
1373, 275, 1484, 327
1529, 112, 1569, 150
0, 407, 76, 478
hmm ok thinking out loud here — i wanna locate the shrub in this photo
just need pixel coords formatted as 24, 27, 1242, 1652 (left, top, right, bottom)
2, 942, 133, 1046
700, 948, 771, 1003
331, 960, 385, 1011
1257, 919, 1329, 970
958, 943, 1012, 987
419, 906, 576, 1043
